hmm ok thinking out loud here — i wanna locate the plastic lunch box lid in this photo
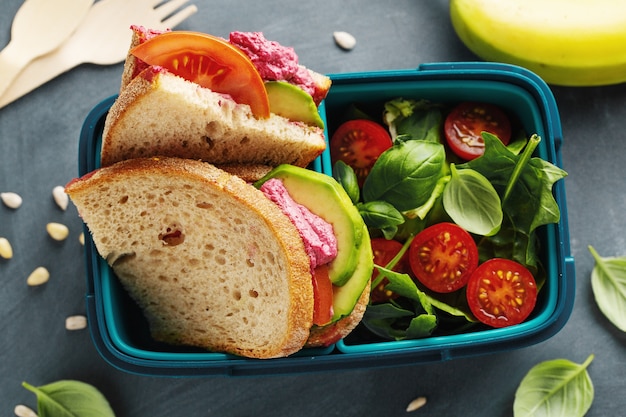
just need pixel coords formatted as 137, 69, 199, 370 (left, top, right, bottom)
78, 62, 575, 377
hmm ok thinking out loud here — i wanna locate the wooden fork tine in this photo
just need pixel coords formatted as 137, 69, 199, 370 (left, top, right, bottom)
161, 4, 198, 28
155, 0, 193, 18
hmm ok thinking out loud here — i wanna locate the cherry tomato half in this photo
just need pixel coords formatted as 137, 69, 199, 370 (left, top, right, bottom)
409, 222, 479, 293
131, 31, 270, 118
370, 238, 410, 303
312, 265, 334, 326
330, 119, 393, 186
466, 258, 537, 328
444, 102, 512, 160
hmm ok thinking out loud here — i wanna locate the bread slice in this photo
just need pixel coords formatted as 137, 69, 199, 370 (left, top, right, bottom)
100, 67, 326, 171
66, 157, 314, 359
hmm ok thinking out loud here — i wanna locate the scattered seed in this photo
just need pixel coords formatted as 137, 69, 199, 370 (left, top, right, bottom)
0, 237, 13, 259
65, 315, 88, 331
333, 31, 356, 50
1, 192, 22, 209
406, 396, 427, 412
52, 185, 69, 211
78, 232, 85, 246
27, 267, 50, 286
46, 222, 69, 241
14, 404, 38, 417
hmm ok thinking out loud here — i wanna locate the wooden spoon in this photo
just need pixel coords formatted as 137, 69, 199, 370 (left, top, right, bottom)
0, 0, 94, 98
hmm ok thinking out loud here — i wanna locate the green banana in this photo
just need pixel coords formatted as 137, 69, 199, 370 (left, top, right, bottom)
449, 0, 626, 86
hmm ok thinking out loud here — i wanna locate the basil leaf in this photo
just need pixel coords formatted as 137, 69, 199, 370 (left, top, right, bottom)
588, 245, 626, 331
333, 160, 360, 204
382, 98, 443, 143
443, 164, 502, 236
363, 140, 445, 212
22, 380, 115, 417
461, 133, 566, 235
513, 355, 594, 417
357, 200, 404, 239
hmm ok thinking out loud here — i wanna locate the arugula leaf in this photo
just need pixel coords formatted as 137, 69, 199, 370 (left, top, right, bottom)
22, 380, 115, 417
513, 355, 594, 417
362, 140, 446, 212
588, 245, 626, 332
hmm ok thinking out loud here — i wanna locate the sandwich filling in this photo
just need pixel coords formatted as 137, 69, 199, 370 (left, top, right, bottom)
260, 178, 337, 271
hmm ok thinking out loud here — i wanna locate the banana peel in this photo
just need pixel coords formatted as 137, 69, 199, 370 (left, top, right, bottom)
449, 0, 626, 86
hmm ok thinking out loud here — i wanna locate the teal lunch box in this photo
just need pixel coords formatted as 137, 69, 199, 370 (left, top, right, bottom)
78, 62, 574, 376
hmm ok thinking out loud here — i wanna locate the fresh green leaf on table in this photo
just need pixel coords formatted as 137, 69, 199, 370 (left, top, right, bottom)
588, 245, 626, 332
513, 355, 594, 417
22, 380, 115, 417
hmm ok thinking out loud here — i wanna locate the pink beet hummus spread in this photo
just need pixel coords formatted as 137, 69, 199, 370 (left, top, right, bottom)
260, 179, 337, 271
229, 32, 317, 100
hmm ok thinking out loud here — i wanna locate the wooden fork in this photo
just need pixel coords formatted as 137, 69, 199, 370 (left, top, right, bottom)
0, 0, 198, 109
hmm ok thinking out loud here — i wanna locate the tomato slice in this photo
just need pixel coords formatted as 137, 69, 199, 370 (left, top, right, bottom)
330, 119, 393, 186
408, 222, 479, 293
312, 265, 334, 326
370, 238, 410, 303
466, 258, 537, 328
444, 102, 512, 160
130, 31, 270, 118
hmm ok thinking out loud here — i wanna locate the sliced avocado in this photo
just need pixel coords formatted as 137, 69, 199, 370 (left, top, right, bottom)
265, 81, 324, 128
332, 225, 373, 321
256, 164, 363, 286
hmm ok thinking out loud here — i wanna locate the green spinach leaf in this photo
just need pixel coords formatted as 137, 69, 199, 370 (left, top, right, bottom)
443, 164, 502, 236
513, 355, 594, 417
588, 245, 626, 332
362, 140, 445, 212
22, 380, 115, 417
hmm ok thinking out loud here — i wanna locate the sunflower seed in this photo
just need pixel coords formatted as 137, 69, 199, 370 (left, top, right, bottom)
333, 31, 356, 50
52, 186, 69, 211
27, 267, 50, 286
78, 232, 85, 246
14, 404, 38, 417
65, 315, 88, 330
406, 396, 427, 412
46, 222, 69, 241
1, 192, 22, 209
0, 237, 13, 259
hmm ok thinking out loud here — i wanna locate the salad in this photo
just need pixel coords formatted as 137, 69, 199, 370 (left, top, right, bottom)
329, 98, 567, 341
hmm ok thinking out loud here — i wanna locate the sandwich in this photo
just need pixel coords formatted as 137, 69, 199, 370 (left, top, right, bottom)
100, 27, 331, 181
65, 157, 373, 359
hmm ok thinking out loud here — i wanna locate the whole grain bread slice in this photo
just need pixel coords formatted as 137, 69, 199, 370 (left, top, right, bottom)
66, 157, 314, 359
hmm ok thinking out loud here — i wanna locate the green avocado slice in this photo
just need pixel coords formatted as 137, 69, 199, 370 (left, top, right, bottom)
265, 81, 324, 128
331, 225, 373, 321
255, 164, 364, 286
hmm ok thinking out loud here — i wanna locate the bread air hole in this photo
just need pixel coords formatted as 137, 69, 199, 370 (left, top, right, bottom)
159, 225, 185, 246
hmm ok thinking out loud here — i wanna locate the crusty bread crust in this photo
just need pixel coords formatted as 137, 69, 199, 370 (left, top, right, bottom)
66, 157, 314, 359
305, 279, 371, 348
100, 68, 326, 172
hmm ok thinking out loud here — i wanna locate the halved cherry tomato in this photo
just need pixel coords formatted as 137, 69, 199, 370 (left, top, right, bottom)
370, 238, 409, 303
409, 222, 478, 293
312, 265, 334, 326
444, 102, 512, 160
466, 258, 537, 328
131, 31, 270, 118
330, 119, 393, 186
